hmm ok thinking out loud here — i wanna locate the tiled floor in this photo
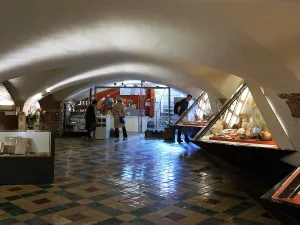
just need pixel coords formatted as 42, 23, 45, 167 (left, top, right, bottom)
0, 135, 282, 225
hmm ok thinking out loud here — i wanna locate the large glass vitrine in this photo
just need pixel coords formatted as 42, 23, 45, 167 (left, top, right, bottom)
195, 84, 277, 149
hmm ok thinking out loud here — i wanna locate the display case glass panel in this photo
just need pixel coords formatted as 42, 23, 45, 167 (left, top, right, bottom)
0, 131, 51, 157
177, 92, 213, 127
198, 86, 277, 148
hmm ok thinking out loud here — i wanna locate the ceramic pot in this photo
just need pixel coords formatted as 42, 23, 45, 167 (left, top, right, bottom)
260, 131, 272, 141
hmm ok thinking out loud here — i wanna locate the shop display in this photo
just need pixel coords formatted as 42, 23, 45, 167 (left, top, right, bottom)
267, 167, 300, 206
63, 100, 89, 133
197, 86, 277, 148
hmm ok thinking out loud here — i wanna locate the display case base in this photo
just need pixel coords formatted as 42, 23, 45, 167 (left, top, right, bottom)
0, 156, 54, 185
0, 132, 55, 185
193, 140, 295, 186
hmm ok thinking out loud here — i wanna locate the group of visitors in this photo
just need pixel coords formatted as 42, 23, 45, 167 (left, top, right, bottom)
85, 93, 193, 143
84, 97, 127, 142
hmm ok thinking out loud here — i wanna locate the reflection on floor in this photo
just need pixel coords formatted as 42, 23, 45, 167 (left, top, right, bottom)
0, 135, 282, 225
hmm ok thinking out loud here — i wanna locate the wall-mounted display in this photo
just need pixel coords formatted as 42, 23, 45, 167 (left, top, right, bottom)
195, 85, 277, 148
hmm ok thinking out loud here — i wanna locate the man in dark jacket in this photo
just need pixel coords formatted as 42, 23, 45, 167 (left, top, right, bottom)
85, 99, 98, 140
177, 94, 192, 143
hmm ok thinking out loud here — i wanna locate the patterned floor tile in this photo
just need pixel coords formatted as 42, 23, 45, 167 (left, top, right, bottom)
0, 136, 283, 225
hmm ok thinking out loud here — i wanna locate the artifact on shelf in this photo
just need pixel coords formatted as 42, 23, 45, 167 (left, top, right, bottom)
260, 131, 272, 141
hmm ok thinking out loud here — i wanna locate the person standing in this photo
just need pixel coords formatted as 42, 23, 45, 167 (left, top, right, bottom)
112, 97, 128, 142
85, 99, 98, 140
177, 94, 192, 143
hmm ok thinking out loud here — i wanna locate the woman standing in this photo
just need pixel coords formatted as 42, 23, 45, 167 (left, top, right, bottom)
112, 97, 128, 142
85, 99, 98, 140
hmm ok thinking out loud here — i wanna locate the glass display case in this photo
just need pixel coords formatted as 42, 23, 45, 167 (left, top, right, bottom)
62, 100, 89, 133
174, 92, 214, 138
263, 166, 300, 209
176, 92, 213, 127
196, 85, 277, 149
0, 131, 54, 184
0, 131, 52, 157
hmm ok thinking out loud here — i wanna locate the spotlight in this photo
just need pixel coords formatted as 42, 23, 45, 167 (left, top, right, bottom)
114, 83, 117, 86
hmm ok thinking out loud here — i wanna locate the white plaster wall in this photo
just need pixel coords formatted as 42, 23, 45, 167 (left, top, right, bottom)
262, 88, 300, 166
247, 81, 294, 150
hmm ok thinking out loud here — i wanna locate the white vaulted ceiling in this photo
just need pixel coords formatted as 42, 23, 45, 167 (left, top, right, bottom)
0, 0, 300, 104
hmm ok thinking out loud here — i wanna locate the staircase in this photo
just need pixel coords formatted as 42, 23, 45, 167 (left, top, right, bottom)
154, 89, 186, 129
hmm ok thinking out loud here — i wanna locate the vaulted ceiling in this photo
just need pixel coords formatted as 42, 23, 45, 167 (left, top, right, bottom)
0, 0, 299, 105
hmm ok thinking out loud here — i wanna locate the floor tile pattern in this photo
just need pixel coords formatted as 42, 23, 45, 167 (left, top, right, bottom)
0, 135, 282, 224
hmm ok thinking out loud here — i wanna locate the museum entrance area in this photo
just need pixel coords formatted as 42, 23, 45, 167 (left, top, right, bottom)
61, 80, 187, 137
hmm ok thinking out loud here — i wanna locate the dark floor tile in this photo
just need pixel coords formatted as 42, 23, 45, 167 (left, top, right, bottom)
0, 202, 13, 209
130, 218, 155, 225
198, 217, 224, 225
33, 198, 51, 205
88, 203, 123, 216
189, 205, 206, 213
20, 192, 36, 198
203, 198, 221, 205
62, 202, 80, 209
131, 203, 167, 216
101, 218, 123, 225
85, 187, 99, 192
5, 195, 21, 201
213, 191, 247, 201
8, 187, 22, 192
2, 205, 21, 212
201, 209, 218, 216
0, 218, 18, 225
240, 201, 256, 208
231, 218, 263, 225
32, 190, 48, 195
224, 208, 244, 216
37, 184, 53, 189
165, 212, 187, 222
49, 205, 67, 213
25, 217, 51, 225
142, 192, 166, 201
9, 209, 28, 216
66, 213, 87, 222
34, 209, 53, 216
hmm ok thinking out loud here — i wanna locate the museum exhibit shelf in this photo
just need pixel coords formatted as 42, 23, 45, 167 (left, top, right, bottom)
0, 130, 55, 185
192, 83, 296, 184
194, 83, 280, 149
62, 100, 89, 137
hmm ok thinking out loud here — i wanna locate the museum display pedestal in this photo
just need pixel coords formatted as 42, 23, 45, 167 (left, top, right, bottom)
0, 131, 55, 185
95, 115, 110, 140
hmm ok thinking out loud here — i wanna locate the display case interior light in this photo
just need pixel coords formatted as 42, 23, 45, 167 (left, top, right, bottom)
223, 87, 250, 126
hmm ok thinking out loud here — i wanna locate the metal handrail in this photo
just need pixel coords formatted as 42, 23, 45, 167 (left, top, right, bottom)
193, 82, 247, 140
173, 91, 205, 126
